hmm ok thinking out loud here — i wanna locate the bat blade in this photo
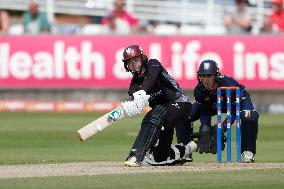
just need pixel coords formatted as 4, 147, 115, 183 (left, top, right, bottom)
77, 106, 125, 141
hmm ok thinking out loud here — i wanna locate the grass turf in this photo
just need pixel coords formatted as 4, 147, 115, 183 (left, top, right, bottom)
0, 112, 283, 189
0, 112, 283, 164
1, 169, 284, 189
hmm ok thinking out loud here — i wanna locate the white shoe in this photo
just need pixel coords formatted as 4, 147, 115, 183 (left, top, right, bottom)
124, 156, 141, 167
241, 151, 255, 163
182, 141, 198, 161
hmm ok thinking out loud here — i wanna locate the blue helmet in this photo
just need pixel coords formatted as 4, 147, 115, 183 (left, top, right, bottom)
197, 59, 220, 76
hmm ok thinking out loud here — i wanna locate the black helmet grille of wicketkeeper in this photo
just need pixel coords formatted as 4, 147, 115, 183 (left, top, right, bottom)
122, 45, 148, 73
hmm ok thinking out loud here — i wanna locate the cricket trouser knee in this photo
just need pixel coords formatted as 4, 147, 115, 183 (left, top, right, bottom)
176, 123, 193, 145
128, 105, 167, 162
241, 110, 259, 154
152, 128, 174, 162
171, 102, 193, 145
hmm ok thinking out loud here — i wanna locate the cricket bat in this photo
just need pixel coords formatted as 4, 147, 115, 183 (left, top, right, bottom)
77, 106, 125, 141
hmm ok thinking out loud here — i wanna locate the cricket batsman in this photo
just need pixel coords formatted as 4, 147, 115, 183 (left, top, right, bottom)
121, 44, 197, 167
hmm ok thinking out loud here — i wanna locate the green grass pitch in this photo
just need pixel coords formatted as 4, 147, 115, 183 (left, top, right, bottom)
0, 112, 283, 188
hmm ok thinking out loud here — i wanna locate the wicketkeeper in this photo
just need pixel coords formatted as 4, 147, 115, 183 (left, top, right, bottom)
121, 45, 197, 167
185, 59, 259, 163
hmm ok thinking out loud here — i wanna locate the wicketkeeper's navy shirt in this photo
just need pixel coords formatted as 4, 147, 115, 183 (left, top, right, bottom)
190, 75, 254, 127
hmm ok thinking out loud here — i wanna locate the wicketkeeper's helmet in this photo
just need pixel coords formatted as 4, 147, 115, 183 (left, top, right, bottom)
197, 59, 221, 85
122, 45, 148, 72
197, 59, 220, 76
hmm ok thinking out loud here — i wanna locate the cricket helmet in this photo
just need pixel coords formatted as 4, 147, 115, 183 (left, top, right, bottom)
122, 45, 148, 72
197, 59, 221, 87
197, 59, 220, 76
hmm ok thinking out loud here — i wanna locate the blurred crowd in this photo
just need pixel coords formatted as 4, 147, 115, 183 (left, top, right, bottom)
0, 0, 284, 35
224, 0, 284, 34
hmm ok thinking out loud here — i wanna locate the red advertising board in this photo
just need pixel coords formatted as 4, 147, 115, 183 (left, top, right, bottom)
0, 35, 284, 89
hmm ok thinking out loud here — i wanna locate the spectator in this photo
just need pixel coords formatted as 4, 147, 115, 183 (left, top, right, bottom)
262, 0, 284, 33
102, 0, 139, 34
91, 16, 103, 24
22, 0, 51, 34
224, 0, 252, 34
0, 9, 9, 34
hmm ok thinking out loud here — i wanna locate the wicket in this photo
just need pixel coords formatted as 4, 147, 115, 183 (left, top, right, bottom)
217, 87, 241, 163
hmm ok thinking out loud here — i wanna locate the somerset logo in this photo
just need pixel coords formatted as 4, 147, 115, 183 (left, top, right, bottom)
125, 48, 133, 55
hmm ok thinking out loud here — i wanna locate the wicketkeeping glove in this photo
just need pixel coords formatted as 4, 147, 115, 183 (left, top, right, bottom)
211, 124, 226, 154
198, 124, 213, 154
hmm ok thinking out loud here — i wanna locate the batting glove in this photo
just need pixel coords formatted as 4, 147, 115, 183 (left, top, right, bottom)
121, 100, 141, 117
133, 90, 150, 112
